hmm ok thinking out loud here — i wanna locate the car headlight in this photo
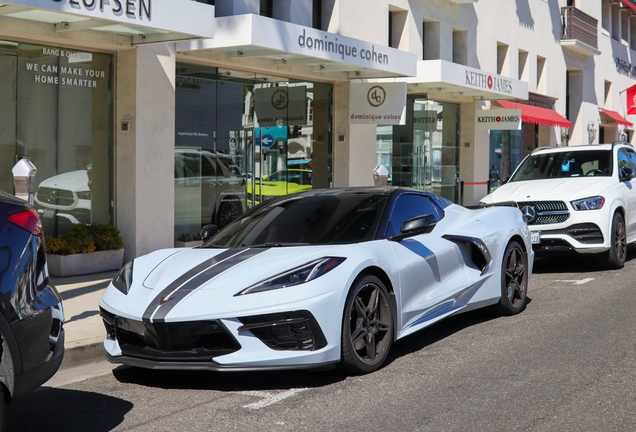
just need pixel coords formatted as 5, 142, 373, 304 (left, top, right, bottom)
235, 257, 346, 296
112, 261, 133, 295
571, 196, 605, 211
76, 191, 91, 200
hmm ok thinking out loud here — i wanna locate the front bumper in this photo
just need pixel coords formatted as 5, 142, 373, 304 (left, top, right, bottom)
531, 222, 608, 254
100, 306, 335, 370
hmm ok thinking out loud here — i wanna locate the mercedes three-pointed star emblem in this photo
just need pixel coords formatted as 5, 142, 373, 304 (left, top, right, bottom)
520, 205, 537, 223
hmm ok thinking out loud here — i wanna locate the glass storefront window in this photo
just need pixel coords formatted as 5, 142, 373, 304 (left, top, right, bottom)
0, 41, 114, 236
174, 63, 332, 240
376, 97, 460, 203
488, 130, 524, 193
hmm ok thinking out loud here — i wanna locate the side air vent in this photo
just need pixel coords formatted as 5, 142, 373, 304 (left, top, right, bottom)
442, 234, 492, 276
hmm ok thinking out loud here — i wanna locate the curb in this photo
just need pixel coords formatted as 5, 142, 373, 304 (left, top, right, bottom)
59, 341, 107, 371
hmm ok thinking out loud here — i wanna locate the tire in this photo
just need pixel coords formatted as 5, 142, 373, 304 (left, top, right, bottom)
0, 386, 6, 432
339, 275, 393, 374
216, 200, 241, 228
496, 241, 528, 316
601, 212, 626, 270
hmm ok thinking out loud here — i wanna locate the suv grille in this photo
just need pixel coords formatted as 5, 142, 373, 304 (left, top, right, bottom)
517, 201, 570, 225
36, 187, 75, 206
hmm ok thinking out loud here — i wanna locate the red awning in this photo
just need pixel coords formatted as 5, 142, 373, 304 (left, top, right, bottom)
621, 0, 636, 13
497, 100, 573, 129
600, 108, 633, 127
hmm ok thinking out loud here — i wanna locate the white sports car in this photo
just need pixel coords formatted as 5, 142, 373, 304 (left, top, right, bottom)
99, 187, 533, 374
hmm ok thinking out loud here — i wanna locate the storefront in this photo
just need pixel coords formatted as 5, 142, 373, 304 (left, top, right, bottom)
0, 0, 215, 252
173, 63, 333, 240
385, 60, 528, 205
173, 14, 416, 240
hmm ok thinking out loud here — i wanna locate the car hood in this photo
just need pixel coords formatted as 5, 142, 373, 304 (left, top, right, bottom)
38, 170, 89, 192
138, 245, 343, 294
481, 177, 616, 203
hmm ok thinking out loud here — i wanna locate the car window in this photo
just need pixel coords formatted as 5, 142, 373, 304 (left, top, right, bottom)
267, 172, 286, 182
627, 149, 636, 172
202, 155, 217, 177
619, 148, 633, 172
510, 150, 612, 181
386, 194, 443, 238
174, 152, 200, 179
208, 193, 389, 246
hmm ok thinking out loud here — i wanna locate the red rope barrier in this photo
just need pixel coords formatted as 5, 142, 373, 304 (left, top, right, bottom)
462, 181, 488, 185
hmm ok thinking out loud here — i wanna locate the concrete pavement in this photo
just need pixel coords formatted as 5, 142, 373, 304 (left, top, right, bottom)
51, 270, 117, 370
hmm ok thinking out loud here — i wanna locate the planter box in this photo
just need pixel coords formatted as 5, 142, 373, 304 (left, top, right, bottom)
47, 249, 125, 278
174, 240, 203, 248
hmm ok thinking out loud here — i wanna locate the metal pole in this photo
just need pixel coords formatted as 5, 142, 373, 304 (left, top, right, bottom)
460, 181, 464, 206
259, 130, 263, 205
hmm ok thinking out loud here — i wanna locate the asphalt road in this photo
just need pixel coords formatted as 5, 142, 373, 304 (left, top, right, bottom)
8, 250, 636, 432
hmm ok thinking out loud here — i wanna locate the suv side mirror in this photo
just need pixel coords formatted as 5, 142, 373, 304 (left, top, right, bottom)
621, 167, 634, 182
200, 224, 219, 241
502, 176, 510, 185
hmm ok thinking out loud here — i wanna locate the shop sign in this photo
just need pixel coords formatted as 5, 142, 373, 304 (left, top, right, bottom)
254, 86, 307, 127
349, 82, 407, 125
475, 109, 522, 131
3, 0, 214, 39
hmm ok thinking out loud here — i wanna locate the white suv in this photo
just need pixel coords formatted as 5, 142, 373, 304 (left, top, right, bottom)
480, 142, 636, 269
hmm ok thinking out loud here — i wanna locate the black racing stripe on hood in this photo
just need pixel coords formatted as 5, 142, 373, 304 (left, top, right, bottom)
142, 249, 241, 323
150, 248, 269, 323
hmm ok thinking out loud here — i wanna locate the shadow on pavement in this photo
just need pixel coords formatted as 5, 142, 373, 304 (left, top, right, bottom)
532, 244, 636, 274
7, 388, 132, 432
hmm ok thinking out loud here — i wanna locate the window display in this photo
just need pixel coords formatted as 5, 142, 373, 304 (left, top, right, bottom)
0, 41, 114, 237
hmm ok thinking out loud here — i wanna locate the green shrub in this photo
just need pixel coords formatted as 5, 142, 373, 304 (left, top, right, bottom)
45, 223, 123, 255
87, 224, 124, 251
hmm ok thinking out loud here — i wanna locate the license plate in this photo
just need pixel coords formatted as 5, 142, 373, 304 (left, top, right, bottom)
43, 208, 55, 219
531, 231, 540, 244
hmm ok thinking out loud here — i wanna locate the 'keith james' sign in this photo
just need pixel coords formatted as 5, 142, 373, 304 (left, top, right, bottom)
475, 109, 522, 131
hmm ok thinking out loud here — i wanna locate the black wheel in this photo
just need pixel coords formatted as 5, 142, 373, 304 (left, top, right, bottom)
340, 275, 393, 374
216, 201, 241, 228
496, 241, 528, 316
601, 212, 626, 269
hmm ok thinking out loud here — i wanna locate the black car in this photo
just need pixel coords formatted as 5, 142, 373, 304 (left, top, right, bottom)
0, 190, 64, 428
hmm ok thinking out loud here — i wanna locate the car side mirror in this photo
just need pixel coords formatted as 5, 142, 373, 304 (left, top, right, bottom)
389, 214, 438, 242
262, 175, 269, 180
621, 167, 634, 182
200, 224, 219, 241
502, 176, 510, 184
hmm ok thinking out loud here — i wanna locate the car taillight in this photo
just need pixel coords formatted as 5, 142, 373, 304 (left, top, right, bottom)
7, 208, 44, 237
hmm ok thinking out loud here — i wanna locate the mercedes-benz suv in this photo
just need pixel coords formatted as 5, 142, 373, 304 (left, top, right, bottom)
480, 142, 636, 269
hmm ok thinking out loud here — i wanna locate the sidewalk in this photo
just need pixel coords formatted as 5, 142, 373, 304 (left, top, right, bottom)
52, 270, 117, 370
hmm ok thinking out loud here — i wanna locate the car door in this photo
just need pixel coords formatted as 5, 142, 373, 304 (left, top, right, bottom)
387, 194, 469, 336
623, 148, 636, 238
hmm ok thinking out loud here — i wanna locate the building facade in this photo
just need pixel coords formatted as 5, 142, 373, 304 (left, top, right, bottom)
0, 0, 634, 261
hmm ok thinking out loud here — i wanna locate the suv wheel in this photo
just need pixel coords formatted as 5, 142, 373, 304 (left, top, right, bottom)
601, 212, 626, 269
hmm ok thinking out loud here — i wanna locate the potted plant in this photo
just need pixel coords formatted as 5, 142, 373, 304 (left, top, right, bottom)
174, 232, 204, 248
45, 224, 124, 277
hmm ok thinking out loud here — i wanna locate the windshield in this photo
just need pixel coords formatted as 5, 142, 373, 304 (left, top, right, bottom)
206, 192, 389, 248
510, 150, 612, 182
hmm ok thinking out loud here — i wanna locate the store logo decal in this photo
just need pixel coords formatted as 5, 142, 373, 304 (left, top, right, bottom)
367, 86, 386, 107
271, 90, 288, 110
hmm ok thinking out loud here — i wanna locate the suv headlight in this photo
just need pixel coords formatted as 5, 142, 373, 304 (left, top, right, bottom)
571, 196, 605, 211
112, 261, 133, 294
235, 257, 346, 296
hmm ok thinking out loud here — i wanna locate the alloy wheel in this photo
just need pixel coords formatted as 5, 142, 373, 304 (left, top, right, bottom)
504, 246, 526, 309
348, 283, 391, 364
